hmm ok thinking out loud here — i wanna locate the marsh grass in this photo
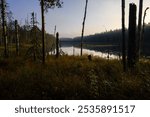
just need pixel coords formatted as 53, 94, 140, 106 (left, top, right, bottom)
0, 55, 150, 99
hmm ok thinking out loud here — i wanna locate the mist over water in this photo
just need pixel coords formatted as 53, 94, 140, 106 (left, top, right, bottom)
61, 46, 119, 59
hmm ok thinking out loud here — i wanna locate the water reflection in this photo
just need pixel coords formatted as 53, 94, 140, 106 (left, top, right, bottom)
61, 46, 119, 59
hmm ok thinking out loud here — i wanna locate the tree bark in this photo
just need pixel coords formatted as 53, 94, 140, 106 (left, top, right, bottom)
56, 32, 59, 58
1, 0, 8, 57
81, 0, 88, 56
121, 0, 126, 71
137, 0, 143, 60
127, 3, 137, 69
15, 20, 19, 56
41, 0, 45, 64
141, 7, 149, 56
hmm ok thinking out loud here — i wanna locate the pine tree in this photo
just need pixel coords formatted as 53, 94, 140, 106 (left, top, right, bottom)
25, 12, 42, 61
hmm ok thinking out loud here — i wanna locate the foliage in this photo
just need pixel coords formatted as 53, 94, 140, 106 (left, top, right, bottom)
39, 0, 63, 12
25, 13, 42, 61
24, 26, 55, 61
25, 26, 42, 61
44, 0, 63, 11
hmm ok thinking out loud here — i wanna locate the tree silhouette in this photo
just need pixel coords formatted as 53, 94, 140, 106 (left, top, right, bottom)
127, 3, 137, 69
121, 0, 126, 71
1, 0, 8, 57
137, 0, 143, 60
25, 12, 42, 61
141, 7, 149, 56
40, 0, 63, 64
15, 20, 19, 56
0, 15, 2, 45
56, 32, 59, 58
81, 0, 88, 56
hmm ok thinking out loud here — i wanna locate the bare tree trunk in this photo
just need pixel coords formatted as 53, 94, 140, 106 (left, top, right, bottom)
81, 0, 88, 56
15, 20, 19, 56
41, 0, 45, 64
127, 3, 137, 69
54, 25, 56, 37
54, 25, 56, 54
1, 0, 8, 57
31, 12, 36, 61
141, 7, 149, 56
137, 0, 143, 60
56, 32, 59, 58
121, 0, 126, 72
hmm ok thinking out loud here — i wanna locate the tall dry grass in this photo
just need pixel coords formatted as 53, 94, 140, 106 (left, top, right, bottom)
0, 55, 150, 99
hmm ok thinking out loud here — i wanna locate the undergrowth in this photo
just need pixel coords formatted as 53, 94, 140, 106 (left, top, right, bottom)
0, 55, 150, 99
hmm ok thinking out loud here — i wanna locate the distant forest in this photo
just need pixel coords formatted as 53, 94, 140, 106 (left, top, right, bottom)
0, 18, 55, 54
61, 23, 150, 56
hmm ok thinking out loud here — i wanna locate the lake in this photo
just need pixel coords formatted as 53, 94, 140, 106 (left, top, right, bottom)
60, 46, 120, 59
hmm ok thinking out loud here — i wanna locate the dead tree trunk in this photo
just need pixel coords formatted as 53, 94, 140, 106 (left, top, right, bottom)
137, 0, 143, 60
41, 0, 45, 64
1, 0, 8, 57
127, 3, 137, 68
121, 0, 126, 72
56, 32, 59, 58
15, 20, 19, 56
54, 25, 56, 37
31, 12, 36, 61
81, 0, 88, 56
53, 25, 56, 54
141, 7, 149, 56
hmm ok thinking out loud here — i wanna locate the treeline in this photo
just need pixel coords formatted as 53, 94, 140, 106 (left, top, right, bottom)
19, 25, 56, 52
61, 23, 150, 56
0, 11, 56, 55
73, 29, 122, 45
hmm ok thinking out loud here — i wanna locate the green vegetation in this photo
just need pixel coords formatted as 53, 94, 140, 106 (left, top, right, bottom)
0, 55, 150, 99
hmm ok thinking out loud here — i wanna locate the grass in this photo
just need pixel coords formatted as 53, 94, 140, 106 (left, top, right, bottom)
0, 54, 150, 100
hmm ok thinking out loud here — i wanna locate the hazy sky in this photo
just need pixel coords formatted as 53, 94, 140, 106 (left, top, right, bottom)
7, 0, 150, 38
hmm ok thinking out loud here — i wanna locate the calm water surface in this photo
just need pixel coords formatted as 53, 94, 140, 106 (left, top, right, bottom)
60, 46, 119, 59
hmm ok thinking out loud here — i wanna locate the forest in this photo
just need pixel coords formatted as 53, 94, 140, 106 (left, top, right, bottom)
0, 0, 150, 100
61, 23, 150, 56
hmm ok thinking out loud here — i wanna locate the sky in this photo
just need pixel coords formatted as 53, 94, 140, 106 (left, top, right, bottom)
7, 0, 150, 38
